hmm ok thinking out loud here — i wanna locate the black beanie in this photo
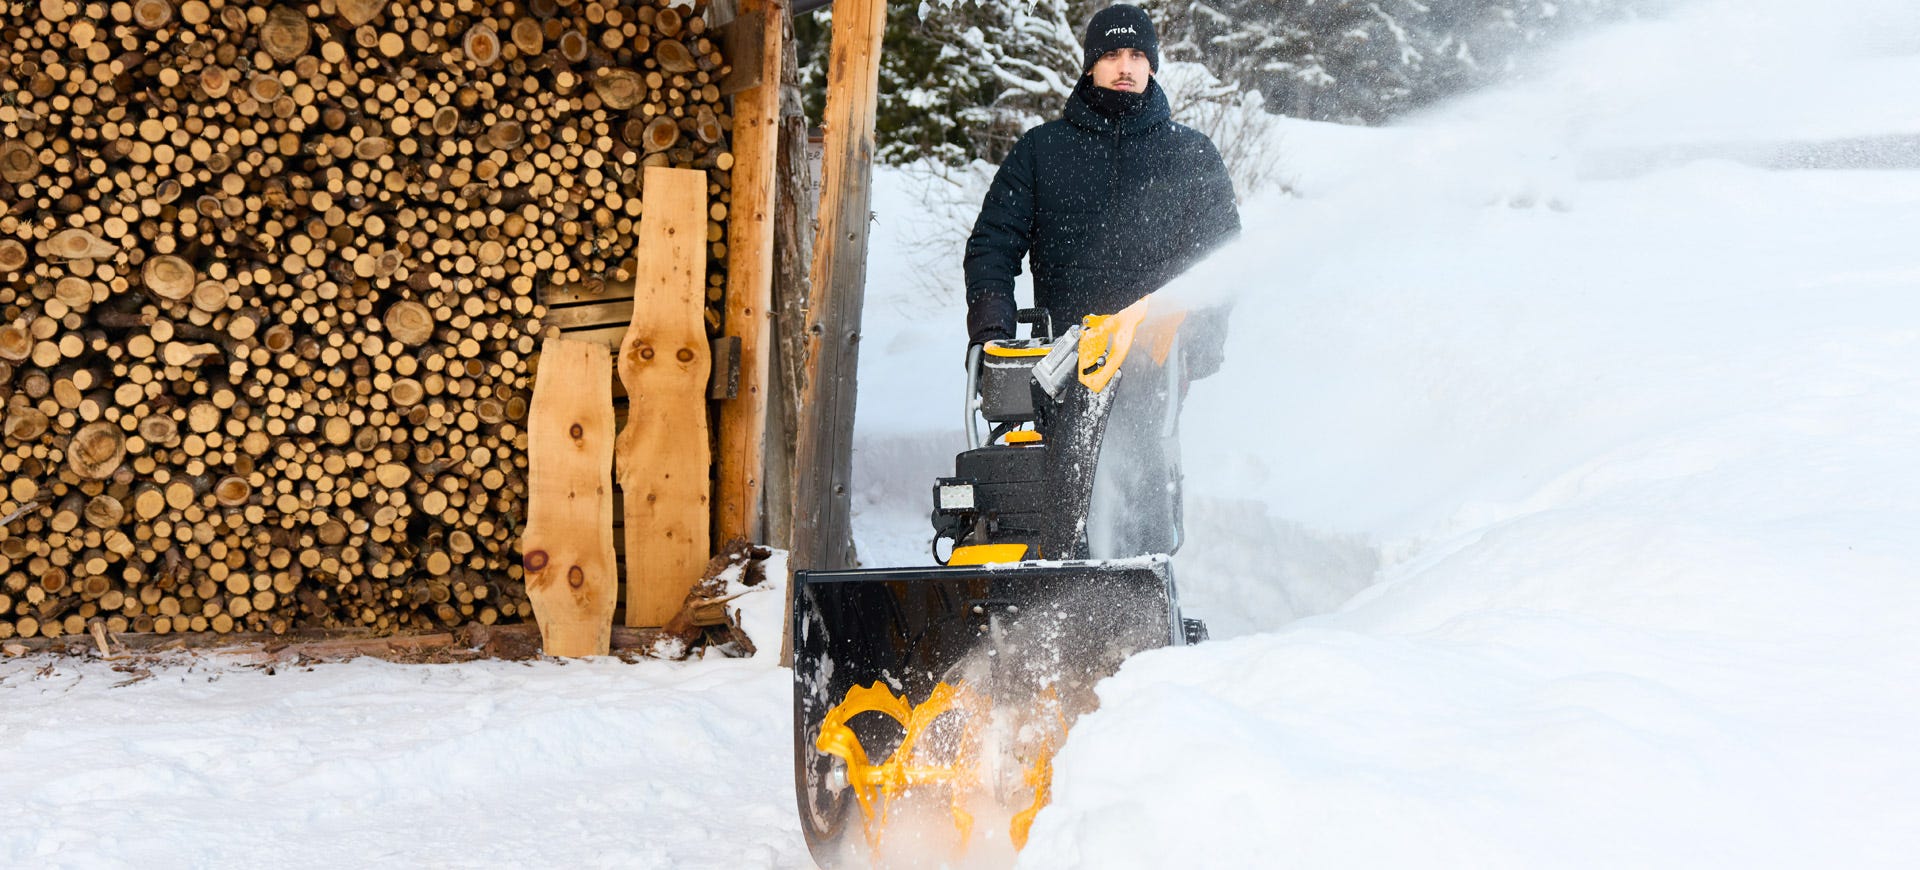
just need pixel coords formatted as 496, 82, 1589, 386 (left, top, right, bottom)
1082, 5, 1159, 74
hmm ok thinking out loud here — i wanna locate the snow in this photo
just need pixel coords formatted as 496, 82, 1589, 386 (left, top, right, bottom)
1012, 1, 1920, 865
8, 1, 1920, 867
0, 656, 801, 869
0, 559, 802, 870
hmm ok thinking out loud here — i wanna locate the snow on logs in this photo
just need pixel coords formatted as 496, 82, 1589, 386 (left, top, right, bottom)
0, 0, 737, 641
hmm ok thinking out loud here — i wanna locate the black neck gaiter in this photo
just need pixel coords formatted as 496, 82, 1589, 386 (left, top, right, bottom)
1078, 77, 1150, 120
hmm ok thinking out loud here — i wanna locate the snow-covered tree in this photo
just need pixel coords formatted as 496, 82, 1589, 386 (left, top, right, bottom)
795, 0, 1667, 165
1153, 0, 1667, 122
933, 0, 1094, 161
800, 0, 1097, 165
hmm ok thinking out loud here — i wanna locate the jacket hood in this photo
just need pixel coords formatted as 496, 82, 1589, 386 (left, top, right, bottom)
1063, 76, 1171, 137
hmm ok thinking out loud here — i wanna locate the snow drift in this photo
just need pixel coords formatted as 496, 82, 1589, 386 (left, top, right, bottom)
1011, 1, 1920, 866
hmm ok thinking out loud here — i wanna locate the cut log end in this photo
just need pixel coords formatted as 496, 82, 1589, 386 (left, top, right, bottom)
55, 277, 94, 307
144, 255, 197, 300
558, 30, 590, 63
593, 70, 646, 111
46, 229, 117, 261
0, 240, 27, 273
260, 6, 312, 63
464, 25, 501, 67
643, 116, 681, 153
338, 0, 385, 27
383, 300, 435, 347
198, 67, 231, 99
390, 377, 425, 407
68, 421, 127, 480
3, 404, 48, 440
132, 0, 173, 29
510, 18, 544, 55
0, 325, 34, 364
191, 280, 231, 313
656, 39, 698, 74
0, 142, 39, 185
213, 476, 251, 507
487, 120, 524, 150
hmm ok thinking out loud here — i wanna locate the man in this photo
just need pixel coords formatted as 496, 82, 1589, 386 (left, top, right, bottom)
963, 3, 1241, 350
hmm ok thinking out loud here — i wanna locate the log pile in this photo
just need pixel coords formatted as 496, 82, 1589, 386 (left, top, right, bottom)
0, 0, 734, 641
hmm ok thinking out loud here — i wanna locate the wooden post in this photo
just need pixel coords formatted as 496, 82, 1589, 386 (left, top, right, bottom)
791, 0, 887, 578
521, 339, 618, 657
715, 0, 785, 547
770, 8, 817, 666
767, 6, 815, 555
616, 167, 713, 627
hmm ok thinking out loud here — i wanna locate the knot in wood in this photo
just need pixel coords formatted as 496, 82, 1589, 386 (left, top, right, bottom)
524, 550, 549, 572
567, 566, 585, 588
638, 345, 654, 360
569, 423, 584, 441
676, 347, 694, 363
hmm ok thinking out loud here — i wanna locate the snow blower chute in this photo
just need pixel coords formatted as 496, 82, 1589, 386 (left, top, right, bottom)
793, 294, 1208, 867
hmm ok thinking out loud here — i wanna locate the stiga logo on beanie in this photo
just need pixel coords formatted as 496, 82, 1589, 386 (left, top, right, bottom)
1082, 4, 1159, 73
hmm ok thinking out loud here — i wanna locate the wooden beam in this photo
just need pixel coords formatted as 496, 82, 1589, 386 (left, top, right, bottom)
0, 624, 674, 663
715, 0, 786, 547
616, 166, 712, 627
766, 8, 813, 555
710, 336, 742, 400
770, 9, 815, 665
791, 0, 886, 575
521, 338, 618, 656
717, 6, 770, 95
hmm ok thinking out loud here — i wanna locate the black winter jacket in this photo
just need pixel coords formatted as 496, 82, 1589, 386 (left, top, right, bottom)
964, 78, 1241, 345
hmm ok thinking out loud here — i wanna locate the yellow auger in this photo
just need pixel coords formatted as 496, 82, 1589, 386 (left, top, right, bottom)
816, 680, 1063, 858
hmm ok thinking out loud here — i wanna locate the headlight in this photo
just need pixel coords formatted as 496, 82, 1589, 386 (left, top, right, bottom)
936, 481, 976, 512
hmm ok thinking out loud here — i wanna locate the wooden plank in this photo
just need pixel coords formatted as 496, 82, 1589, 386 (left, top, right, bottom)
549, 325, 629, 401
521, 337, 619, 656
545, 277, 636, 306
558, 324, 631, 352
615, 166, 711, 628
717, 7, 768, 96
544, 297, 637, 330
715, 0, 785, 547
791, 0, 885, 579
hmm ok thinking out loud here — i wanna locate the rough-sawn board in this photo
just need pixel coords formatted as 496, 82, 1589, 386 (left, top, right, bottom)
615, 166, 711, 627
521, 338, 618, 656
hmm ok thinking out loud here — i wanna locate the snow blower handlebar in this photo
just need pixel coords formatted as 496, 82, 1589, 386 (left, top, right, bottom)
967, 308, 1066, 450
964, 342, 984, 450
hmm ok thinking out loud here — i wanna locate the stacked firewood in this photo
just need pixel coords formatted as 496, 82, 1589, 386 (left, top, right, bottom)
0, 0, 733, 640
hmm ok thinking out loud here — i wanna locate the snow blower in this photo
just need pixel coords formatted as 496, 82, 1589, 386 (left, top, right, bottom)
793, 293, 1208, 867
